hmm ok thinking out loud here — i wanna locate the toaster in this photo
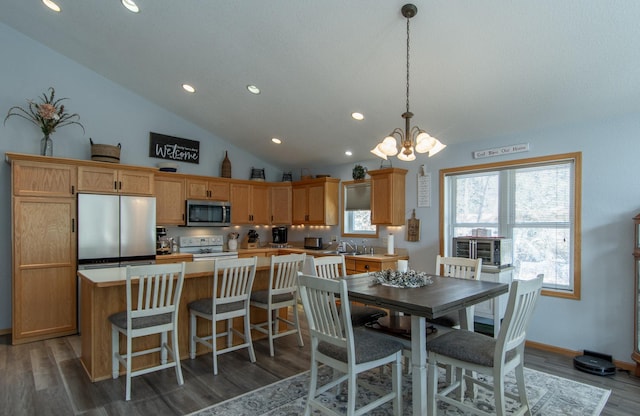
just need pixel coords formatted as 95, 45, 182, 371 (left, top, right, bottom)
304, 237, 323, 250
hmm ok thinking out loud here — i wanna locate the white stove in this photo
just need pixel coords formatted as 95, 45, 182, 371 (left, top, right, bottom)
179, 235, 238, 261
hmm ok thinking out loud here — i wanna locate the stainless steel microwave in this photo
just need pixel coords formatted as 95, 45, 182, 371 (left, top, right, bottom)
452, 237, 513, 269
186, 200, 231, 226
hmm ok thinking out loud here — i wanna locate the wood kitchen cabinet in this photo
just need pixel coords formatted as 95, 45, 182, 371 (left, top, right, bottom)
270, 183, 292, 224
368, 168, 407, 226
12, 160, 77, 197
78, 165, 154, 195
9, 156, 78, 345
155, 172, 186, 225
186, 177, 230, 201
230, 181, 270, 224
292, 177, 340, 225
345, 257, 400, 274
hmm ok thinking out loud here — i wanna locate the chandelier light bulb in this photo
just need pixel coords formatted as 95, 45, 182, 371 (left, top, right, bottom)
381, 136, 398, 156
428, 139, 447, 157
371, 144, 389, 160
397, 147, 416, 161
415, 133, 436, 153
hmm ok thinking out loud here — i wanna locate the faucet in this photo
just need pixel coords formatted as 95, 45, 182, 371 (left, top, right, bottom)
341, 241, 357, 254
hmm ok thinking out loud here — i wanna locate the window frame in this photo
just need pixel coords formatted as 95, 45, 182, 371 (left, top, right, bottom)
341, 180, 379, 238
439, 152, 582, 300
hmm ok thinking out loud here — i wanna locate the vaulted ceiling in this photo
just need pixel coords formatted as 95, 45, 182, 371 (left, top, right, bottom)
3, 1, 640, 169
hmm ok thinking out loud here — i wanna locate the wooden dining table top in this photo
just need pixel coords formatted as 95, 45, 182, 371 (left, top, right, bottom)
345, 273, 509, 320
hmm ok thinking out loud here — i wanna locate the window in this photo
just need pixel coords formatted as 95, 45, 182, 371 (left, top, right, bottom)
441, 153, 581, 299
342, 180, 378, 237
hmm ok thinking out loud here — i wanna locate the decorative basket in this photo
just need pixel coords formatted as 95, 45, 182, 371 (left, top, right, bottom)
90, 138, 121, 163
221, 151, 232, 178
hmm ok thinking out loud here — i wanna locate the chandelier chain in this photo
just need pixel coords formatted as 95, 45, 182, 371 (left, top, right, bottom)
406, 16, 411, 114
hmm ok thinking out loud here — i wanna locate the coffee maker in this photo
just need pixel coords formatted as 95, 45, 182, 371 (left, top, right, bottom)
272, 226, 288, 244
156, 226, 172, 254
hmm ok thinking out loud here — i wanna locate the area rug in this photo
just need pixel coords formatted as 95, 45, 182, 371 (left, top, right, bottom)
190, 365, 610, 416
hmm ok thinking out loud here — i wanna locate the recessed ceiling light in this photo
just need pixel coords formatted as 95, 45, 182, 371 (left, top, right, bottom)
182, 84, 196, 93
247, 85, 261, 95
42, 0, 61, 12
121, 0, 140, 13
345, 151, 353, 156
351, 112, 364, 121
271, 138, 282, 144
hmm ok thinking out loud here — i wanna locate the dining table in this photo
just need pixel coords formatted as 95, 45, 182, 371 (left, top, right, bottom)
346, 273, 509, 416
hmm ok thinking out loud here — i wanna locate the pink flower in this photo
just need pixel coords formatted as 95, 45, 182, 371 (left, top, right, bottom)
38, 103, 60, 121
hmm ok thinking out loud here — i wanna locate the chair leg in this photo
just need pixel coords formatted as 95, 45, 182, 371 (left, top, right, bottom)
111, 326, 119, 379
293, 303, 304, 348
189, 312, 196, 359
125, 334, 133, 401
226, 319, 233, 348
347, 369, 357, 416
267, 307, 275, 357
515, 362, 530, 415
305, 360, 318, 416
392, 355, 402, 415
160, 331, 168, 364
245, 312, 256, 363
427, 357, 438, 416
172, 328, 184, 386
212, 319, 219, 375
494, 368, 507, 416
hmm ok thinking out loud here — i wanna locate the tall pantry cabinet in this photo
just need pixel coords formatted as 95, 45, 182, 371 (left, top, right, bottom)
9, 157, 78, 344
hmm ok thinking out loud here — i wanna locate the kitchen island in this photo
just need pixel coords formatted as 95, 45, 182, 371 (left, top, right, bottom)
78, 258, 273, 382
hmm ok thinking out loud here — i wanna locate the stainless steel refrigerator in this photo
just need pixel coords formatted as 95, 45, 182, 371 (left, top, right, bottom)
77, 193, 156, 269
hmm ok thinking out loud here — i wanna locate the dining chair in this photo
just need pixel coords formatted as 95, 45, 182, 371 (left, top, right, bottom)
188, 256, 257, 375
430, 255, 483, 328
298, 274, 403, 416
250, 253, 306, 356
108, 262, 186, 401
426, 275, 544, 416
311, 255, 387, 326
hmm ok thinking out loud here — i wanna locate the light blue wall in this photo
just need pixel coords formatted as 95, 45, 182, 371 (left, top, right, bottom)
0, 23, 282, 332
2, 22, 640, 366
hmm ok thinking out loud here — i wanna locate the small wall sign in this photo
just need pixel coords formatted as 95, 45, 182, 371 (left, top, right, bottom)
473, 143, 529, 159
149, 132, 200, 164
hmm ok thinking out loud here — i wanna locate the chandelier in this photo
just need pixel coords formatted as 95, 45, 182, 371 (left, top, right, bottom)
371, 4, 446, 162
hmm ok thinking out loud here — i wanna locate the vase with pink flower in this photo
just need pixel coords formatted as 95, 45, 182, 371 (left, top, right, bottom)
4, 87, 84, 156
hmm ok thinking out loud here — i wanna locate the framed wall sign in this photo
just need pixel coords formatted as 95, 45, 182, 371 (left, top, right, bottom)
149, 132, 200, 164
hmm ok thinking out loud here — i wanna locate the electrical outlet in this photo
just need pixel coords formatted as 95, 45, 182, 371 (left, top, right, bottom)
331, 235, 338, 242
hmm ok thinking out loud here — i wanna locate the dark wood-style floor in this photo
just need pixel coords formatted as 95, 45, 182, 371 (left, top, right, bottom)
1, 308, 639, 416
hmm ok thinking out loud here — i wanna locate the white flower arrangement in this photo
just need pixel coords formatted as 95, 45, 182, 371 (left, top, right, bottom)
372, 269, 433, 288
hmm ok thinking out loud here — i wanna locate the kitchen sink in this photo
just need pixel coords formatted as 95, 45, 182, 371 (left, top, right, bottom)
321, 250, 367, 256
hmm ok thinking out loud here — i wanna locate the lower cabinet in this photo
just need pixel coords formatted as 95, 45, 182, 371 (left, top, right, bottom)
475, 267, 514, 337
345, 258, 401, 274
12, 197, 77, 344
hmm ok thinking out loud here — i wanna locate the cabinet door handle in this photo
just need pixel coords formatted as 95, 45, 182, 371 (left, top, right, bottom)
364, 264, 369, 270
72, 218, 75, 233
119, 181, 122, 190
71, 185, 75, 195
114, 181, 118, 190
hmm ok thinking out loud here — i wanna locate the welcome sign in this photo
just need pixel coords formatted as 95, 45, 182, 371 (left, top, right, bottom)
149, 132, 200, 164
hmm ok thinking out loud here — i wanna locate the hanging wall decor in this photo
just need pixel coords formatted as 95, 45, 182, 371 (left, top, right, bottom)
407, 209, 420, 242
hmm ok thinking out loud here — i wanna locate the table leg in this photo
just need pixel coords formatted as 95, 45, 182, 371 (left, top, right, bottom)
411, 315, 427, 416
458, 305, 474, 331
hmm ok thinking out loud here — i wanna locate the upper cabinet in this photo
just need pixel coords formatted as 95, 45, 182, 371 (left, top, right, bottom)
230, 181, 270, 225
271, 183, 292, 225
186, 177, 230, 201
78, 165, 154, 195
155, 173, 186, 225
368, 168, 407, 226
12, 160, 77, 197
292, 177, 340, 225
